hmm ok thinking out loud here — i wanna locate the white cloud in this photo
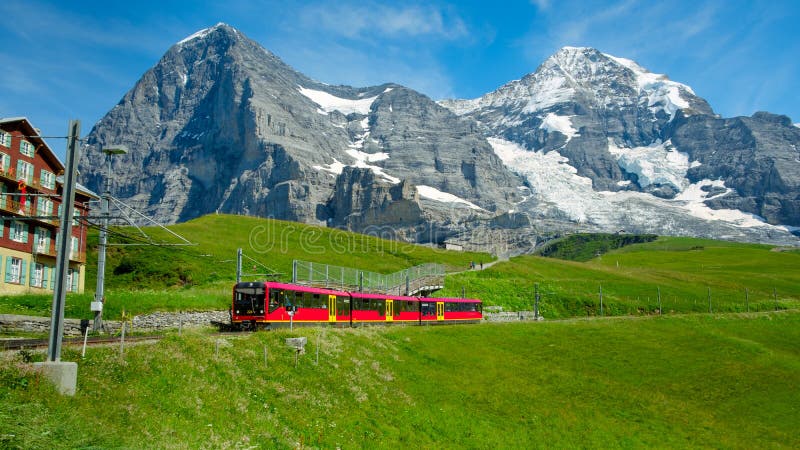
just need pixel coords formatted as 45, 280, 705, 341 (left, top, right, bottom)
298, 2, 468, 41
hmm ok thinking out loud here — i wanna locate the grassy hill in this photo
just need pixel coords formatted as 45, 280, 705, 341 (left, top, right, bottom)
2, 215, 799, 321
0, 214, 491, 319
439, 236, 800, 318
2, 312, 799, 448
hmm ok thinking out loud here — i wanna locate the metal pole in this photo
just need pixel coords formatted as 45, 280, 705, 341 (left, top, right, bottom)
292, 260, 297, 284
745, 288, 749, 312
236, 248, 242, 283
47, 120, 80, 362
92, 184, 109, 331
774, 287, 778, 311
534, 283, 540, 319
599, 283, 603, 317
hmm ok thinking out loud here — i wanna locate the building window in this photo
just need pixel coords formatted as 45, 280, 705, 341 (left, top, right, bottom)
0, 131, 11, 148
40, 170, 56, 190
34, 227, 51, 254
70, 236, 79, 259
0, 152, 10, 174
16, 160, 34, 184
19, 140, 35, 157
10, 221, 28, 243
66, 268, 78, 292
38, 197, 54, 218
30, 263, 45, 288
4, 256, 26, 284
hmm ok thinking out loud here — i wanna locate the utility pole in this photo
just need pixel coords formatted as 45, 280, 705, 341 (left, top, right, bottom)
47, 120, 80, 362
236, 248, 242, 283
37, 120, 81, 396
92, 146, 127, 332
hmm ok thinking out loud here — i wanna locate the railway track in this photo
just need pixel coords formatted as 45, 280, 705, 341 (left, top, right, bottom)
1, 334, 164, 351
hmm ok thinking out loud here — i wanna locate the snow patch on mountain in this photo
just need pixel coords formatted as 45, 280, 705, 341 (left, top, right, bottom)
604, 53, 692, 119
177, 23, 229, 45
298, 86, 378, 115
345, 149, 398, 183
521, 75, 575, 114
674, 180, 775, 227
488, 137, 788, 232
540, 113, 578, 142
489, 137, 595, 222
606, 139, 691, 189
417, 185, 485, 210
313, 158, 345, 177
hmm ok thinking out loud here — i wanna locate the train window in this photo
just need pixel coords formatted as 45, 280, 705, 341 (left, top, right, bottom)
421, 302, 434, 316
306, 292, 325, 309
337, 295, 349, 316
268, 290, 282, 313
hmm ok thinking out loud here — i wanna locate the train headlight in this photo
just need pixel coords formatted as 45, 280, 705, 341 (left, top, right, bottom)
260, 310, 264, 314
235, 310, 240, 314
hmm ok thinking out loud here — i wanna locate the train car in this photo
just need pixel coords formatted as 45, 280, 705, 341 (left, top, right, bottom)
350, 291, 421, 324
231, 280, 482, 329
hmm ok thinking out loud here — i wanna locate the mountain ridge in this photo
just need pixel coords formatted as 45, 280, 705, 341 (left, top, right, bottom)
78, 24, 800, 249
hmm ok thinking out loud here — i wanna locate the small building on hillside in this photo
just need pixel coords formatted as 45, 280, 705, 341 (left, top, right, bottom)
0, 117, 97, 294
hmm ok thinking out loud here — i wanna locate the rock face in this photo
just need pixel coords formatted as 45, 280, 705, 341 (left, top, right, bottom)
80, 27, 800, 249
441, 47, 800, 244
80, 23, 523, 238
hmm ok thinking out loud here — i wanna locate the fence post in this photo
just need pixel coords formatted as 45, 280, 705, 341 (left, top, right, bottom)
774, 287, 778, 311
657, 287, 662, 315
534, 283, 540, 319
745, 288, 749, 313
708, 287, 712, 313
292, 260, 297, 284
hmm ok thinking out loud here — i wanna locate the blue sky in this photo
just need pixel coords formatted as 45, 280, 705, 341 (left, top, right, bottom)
1, 0, 799, 158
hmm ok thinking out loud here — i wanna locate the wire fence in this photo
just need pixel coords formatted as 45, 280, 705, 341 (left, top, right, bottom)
291, 260, 445, 295
501, 283, 800, 319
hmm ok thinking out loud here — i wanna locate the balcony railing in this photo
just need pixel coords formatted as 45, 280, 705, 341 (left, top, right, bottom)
0, 196, 59, 226
0, 169, 55, 192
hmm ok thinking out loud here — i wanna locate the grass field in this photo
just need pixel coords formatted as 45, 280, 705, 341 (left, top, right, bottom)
439, 236, 800, 318
2, 311, 799, 448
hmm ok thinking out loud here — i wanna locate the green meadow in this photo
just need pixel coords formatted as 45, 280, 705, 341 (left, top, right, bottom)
439, 237, 800, 318
2, 312, 799, 448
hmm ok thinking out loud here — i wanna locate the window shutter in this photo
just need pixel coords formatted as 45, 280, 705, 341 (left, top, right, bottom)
4, 256, 11, 283
22, 224, 28, 243
33, 228, 39, 252
50, 267, 55, 289
29, 262, 36, 286
42, 266, 49, 289
20, 260, 26, 284
45, 232, 51, 253
71, 269, 79, 292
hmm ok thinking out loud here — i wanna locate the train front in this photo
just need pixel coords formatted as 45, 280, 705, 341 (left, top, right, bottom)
231, 281, 268, 330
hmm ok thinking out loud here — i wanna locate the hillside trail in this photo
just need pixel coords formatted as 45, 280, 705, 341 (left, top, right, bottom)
449, 253, 510, 275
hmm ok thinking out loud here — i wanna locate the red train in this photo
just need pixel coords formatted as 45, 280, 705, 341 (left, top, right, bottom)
231, 281, 482, 329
